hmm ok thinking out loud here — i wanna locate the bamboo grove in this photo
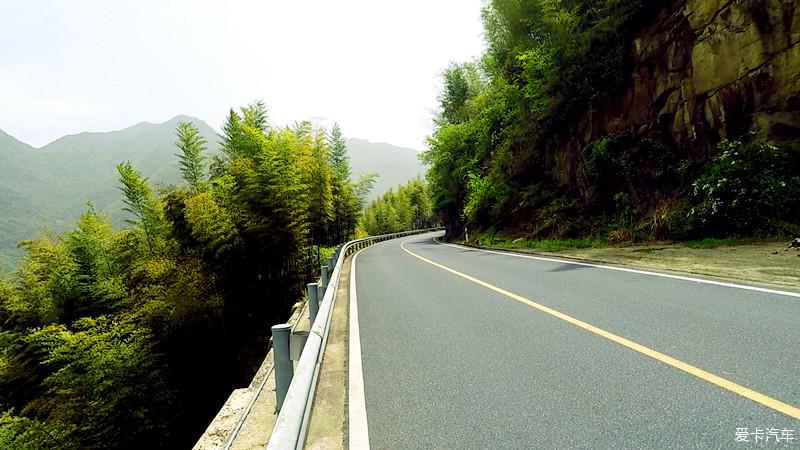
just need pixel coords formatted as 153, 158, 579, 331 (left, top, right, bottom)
360, 179, 435, 236
0, 102, 382, 448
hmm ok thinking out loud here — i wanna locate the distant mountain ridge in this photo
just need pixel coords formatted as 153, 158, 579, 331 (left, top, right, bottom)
0, 117, 425, 269
0, 115, 218, 269
346, 138, 425, 201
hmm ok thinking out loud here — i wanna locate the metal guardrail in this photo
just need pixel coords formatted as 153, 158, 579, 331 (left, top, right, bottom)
266, 228, 443, 450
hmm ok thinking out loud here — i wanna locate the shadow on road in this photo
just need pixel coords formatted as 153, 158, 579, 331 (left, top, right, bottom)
548, 263, 590, 272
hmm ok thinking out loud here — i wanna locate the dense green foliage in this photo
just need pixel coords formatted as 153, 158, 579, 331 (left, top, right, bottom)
360, 179, 435, 236
424, 0, 799, 242
425, 0, 659, 237
0, 105, 373, 448
0, 121, 424, 270
687, 141, 800, 238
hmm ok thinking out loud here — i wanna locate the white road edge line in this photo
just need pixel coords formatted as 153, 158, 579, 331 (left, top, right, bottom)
348, 249, 371, 450
433, 237, 800, 299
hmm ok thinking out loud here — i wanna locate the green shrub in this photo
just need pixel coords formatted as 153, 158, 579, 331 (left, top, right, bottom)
537, 196, 567, 234
463, 173, 496, 224
583, 136, 631, 181
690, 140, 800, 236
639, 138, 682, 183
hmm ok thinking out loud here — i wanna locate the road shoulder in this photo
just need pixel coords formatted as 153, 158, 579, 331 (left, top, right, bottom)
450, 239, 800, 293
304, 255, 350, 449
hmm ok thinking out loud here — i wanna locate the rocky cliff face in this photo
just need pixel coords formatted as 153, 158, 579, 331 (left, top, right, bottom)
552, 0, 799, 196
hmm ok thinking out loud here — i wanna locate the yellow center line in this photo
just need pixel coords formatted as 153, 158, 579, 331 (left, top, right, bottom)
400, 238, 800, 420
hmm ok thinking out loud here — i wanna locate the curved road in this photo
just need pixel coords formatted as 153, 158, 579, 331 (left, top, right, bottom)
350, 232, 799, 449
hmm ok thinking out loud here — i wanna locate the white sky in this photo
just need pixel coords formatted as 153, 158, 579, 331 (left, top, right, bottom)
0, 0, 486, 149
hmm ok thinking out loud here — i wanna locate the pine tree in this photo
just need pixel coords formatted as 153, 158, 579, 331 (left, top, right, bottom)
175, 122, 207, 193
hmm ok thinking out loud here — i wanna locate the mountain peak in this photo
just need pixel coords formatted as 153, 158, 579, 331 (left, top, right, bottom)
0, 128, 35, 151
126, 115, 209, 130
163, 114, 205, 125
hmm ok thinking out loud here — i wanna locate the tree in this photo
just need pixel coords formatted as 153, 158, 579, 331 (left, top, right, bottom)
304, 129, 334, 246
62, 206, 126, 319
328, 123, 350, 180
361, 179, 434, 235
0, 101, 375, 450
324, 124, 359, 243
175, 122, 208, 193
220, 108, 243, 158
117, 162, 164, 253
15, 234, 80, 326
439, 64, 473, 125
20, 317, 174, 449
354, 173, 378, 209
241, 100, 268, 134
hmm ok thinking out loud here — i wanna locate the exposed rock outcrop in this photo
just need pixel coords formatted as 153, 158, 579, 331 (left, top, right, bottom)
550, 0, 799, 199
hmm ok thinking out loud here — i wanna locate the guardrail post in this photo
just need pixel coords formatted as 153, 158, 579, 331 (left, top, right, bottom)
272, 323, 293, 411
307, 282, 319, 327
320, 265, 329, 298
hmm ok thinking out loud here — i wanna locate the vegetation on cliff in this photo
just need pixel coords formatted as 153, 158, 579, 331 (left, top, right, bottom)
0, 103, 374, 448
424, 0, 800, 241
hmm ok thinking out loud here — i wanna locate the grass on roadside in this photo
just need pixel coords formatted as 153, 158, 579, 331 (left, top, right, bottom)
474, 235, 606, 251
470, 232, 786, 252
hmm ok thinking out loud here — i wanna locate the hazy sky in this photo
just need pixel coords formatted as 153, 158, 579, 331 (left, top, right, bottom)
0, 1, 486, 149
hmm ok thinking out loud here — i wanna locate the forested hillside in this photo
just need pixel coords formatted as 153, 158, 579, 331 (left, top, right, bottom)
360, 178, 436, 236
0, 103, 373, 448
425, 0, 800, 242
0, 120, 423, 269
0, 116, 218, 269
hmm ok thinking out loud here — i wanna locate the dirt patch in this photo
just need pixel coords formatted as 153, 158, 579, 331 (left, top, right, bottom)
479, 241, 800, 291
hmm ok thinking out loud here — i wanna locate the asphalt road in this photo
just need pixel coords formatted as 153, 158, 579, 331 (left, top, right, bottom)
353, 232, 800, 449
